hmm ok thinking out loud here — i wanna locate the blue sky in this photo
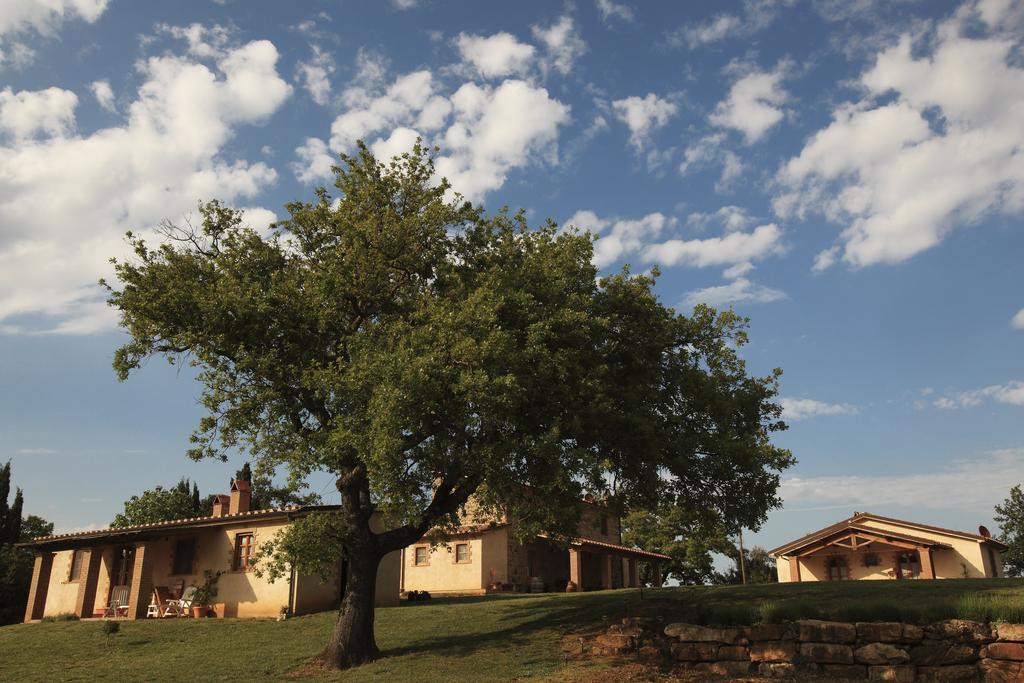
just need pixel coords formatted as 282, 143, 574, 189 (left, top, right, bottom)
1, 0, 1023, 552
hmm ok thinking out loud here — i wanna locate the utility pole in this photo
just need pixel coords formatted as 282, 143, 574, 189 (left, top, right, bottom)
738, 528, 747, 585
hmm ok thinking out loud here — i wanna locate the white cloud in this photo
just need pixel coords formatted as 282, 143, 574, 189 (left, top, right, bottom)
330, 69, 435, 151
596, 0, 635, 24
17, 447, 57, 455
89, 79, 114, 111
775, 3, 1024, 268
531, 16, 586, 76
0, 0, 108, 37
0, 86, 77, 139
157, 22, 232, 59
1013, 308, 1024, 329
642, 223, 784, 267
565, 210, 668, 268
710, 66, 788, 143
371, 126, 421, 164
297, 45, 334, 105
292, 136, 335, 184
779, 397, 857, 420
0, 34, 291, 334
611, 93, 677, 149
677, 14, 741, 48
687, 205, 754, 232
812, 245, 840, 272
722, 261, 754, 279
327, 59, 569, 202
934, 381, 1024, 409
680, 277, 786, 308
455, 32, 535, 79
780, 447, 1024, 513
392, 0, 418, 8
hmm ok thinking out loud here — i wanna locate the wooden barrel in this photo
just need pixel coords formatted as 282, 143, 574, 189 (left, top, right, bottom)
529, 576, 545, 593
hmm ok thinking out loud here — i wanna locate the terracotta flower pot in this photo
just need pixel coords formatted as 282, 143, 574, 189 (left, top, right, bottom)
192, 606, 207, 618
565, 581, 578, 593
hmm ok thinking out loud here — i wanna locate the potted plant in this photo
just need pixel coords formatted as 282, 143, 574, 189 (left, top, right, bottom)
189, 570, 222, 618
278, 605, 290, 621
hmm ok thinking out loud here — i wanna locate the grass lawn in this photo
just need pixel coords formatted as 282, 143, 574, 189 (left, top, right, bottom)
3, 580, 1024, 682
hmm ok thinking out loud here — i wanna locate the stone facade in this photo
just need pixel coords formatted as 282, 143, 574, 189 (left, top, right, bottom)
571, 616, 1024, 681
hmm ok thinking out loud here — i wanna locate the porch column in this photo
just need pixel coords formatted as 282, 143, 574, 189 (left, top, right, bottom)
23, 552, 53, 622
74, 549, 103, 618
568, 548, 582, 589
127, 543, 153, 620
788, 556, 801, 582
628, 558, 639, 587
601, 554, 613, 589
919, 547, 935, 579
652, 562, 663, 587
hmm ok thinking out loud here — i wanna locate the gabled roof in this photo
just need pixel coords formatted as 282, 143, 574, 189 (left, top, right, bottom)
19, 505, 341, 548
769, 512, 1008, 557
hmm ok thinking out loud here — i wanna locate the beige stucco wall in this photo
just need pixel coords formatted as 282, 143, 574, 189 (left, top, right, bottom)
403, 535, 487, 594
775, 519, 1004, 582
41, 550, 80, 617
479, 527, 509, 587
35, 514, 402, 619
859, 519, 990, 578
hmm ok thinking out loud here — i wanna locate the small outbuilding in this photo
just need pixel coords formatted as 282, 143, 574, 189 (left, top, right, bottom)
768, 511, 1007, 582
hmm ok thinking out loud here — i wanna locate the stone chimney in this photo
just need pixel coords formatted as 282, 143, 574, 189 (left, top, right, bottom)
211, 494, 230, 518
229, 479, 252, 515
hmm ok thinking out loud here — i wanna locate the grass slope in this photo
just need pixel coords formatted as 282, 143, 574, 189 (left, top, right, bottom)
3, 580, 1024, 682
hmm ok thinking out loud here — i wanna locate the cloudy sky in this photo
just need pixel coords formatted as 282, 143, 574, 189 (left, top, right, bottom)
1, 0, 1023, 550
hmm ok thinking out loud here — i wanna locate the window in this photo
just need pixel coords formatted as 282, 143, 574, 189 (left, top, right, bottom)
172, 538, 196, 575
455, 543, 470, 564
863, 552, 880, 567
827, 556, 849, 580
233, 533, 254, 571
414, 546, 429, 566
600, 515, 609, 536
69, 549, 84, 581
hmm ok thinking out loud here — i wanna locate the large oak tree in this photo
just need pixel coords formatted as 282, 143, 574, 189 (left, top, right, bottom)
105, 143, 792, 668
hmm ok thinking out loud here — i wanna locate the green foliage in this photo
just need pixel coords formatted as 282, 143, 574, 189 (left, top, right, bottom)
0, 462, 53, 625
0, 461, 24, 545
621, 506, 733, 585
40, 613, 79, 622
715, 545, 778, 585
101, 620, 120, 636
254, 512, 344, 583
190, 570, 222, 606
995, 484, 1024, 577
104, 140, 792, 661
111, 478, 207, 528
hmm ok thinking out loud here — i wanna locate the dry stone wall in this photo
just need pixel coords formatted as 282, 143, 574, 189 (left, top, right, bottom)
576, 617, 1024, 680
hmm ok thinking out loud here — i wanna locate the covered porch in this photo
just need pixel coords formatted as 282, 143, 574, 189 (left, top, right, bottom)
519, 537, 667, 592
779, 526, 951, 582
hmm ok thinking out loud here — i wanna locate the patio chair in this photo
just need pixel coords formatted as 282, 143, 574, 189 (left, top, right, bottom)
148, 586, 177, 618
103, 586, 130, 618
175, 586, 198, 617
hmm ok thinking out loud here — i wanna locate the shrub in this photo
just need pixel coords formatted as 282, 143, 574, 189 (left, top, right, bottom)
101, 620, 120, 636
40, 613, 79, 622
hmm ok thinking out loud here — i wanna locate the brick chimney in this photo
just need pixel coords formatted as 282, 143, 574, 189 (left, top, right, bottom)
229, 479, 251, 515
211, 494, 230, 518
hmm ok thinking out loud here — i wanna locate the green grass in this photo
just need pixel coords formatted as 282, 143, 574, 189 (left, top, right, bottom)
3, 580, 1024, 682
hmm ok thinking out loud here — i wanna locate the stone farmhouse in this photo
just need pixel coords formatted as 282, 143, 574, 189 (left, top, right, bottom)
769, 512, 1007, 582
21, 480, 400, 621
402, 495, 670, 595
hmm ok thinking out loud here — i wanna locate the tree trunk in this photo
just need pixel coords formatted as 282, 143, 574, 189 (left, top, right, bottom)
325, 544, 382, 668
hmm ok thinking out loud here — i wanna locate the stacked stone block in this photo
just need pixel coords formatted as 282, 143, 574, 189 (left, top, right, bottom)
573, 616, 1024, 680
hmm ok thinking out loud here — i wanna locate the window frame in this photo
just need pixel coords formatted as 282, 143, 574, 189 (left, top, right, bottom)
233, 532, 255, 572
413, 545, 430, 567
454, 543, 470, 564
826, 556, 849, 581
171, 537, 198, 576
68, 549, 84, 582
